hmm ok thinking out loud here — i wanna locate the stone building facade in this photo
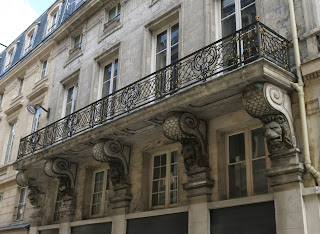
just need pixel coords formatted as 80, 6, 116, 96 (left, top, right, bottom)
0, 0, 320, 233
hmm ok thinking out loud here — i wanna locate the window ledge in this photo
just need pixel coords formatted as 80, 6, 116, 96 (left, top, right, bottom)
27, 82, 49, 102
4, 100, 23, 123
64, 50, 83, 68
11, 94, 23, 106
34, 76, 49, 90
69, 45, 82, 55
100, 18, 122, 42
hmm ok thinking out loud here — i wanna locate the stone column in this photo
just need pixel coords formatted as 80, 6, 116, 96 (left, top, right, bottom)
163, 112, 213, 234
92, 140, 132, 215
44, 158, 78, 222
242, 82, 307, 233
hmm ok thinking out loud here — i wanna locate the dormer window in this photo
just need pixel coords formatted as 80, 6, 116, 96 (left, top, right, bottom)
46, 0, 63, 35
24, 23, 39, 54
4, 43, 17, 70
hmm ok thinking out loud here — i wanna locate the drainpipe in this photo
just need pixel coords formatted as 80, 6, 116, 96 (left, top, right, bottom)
288, 0, 320, 184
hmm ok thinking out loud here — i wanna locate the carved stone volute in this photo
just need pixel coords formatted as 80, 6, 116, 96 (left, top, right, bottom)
163, 112, 213, 199
242, 82, 304, 186
92, 139, 132, 211
44, 158, 77, 221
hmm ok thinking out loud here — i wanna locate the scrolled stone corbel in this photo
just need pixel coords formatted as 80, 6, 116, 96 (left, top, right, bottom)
163, 112, 208, 172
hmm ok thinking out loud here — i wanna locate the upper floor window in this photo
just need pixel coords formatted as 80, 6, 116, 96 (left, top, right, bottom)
4, 122, 17, 164
4, 45, 16, 69
16, 187, 27, 221
154, 22, 179, 71
74, 34, 82, 49
64, 84, 78, 116
41, 60, 49, 79
0, 93, 3, 109
221, 0, 256, 37
101, 59, 118, 98
46, 1, 62, 35
108, 2, 121, 22
24, 23, 38, 53
227, 126, 268, 199
31, 108, 42, 133
17, 78, 24, 96
151, 150, 178, 208
91, 170, 109, 216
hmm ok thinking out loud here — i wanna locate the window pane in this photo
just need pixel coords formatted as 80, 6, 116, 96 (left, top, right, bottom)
153, 168, 160, 179
152, 194, 158, 206
102, 81, 111, 98
159, 179, 166, 192
65, 103, 72, 116
251, 128, 265, 159
171, 44, 178, 63
171, 151, 178, 163
159, 192, 165, 205
171, 24, 179, 45
156, 50, 166, 70
229, 133, 245, 163
170, 191, 177, 204
221, 0, 235, 18
252, 158, 268, 195
241, 3, 256, 27
229, 163, 247, 198
104, 64, 112, 82
108, 6, 116, 21
74, 35, 81, 48
157, 31, 167, 52
241, 0, 255, 8
152, 181, 158, 193
161, 154, 166, 165
154, 155, 160, 167
171, 164, 177, 176
221, 15, 236, 37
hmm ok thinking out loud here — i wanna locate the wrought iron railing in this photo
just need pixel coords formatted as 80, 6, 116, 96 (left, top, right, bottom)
17, 21, 290, 159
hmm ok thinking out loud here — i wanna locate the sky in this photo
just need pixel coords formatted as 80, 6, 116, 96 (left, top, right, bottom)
0, 0, 56, 52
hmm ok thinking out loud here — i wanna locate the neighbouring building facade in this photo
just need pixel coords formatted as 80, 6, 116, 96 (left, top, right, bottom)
1, 0, 320, 234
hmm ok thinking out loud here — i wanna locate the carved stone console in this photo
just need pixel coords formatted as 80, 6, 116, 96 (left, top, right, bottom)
242, 82, 304, 186
16, 171, 45, 225
163, 112, 213, 199
92, 140, 132, 212
44, 158, 78, 222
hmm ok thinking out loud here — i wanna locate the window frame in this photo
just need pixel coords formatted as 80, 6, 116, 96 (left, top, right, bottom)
149, 147, 179, 209
40, 60, 49, 79
17, 78, 24, 96
63, 83, 78, 117
16, 187, 28, 221
4, 122, 17, 165
4, 45, 17, 69
31, 107, 42, 133
73, 34, 82, 49
225, 124, 270, 199
0, 93, 4, 109
98, 58, 119, 99
151, 20, 179, 73
53, 190, 63, 222
90, 169, 109, 217
107, 2, 121, 22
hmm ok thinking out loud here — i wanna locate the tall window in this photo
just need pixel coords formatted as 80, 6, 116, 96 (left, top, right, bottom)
16, 187, 27, 221
5, 47, 16, 69
41, 60, 49, 79
25, 31, 35, 53
221, 0, 256, 37
65, 84, 78, 116
102, 59, 118, 98
91, 170, 109, 216
108, 2, 121, 22
53, 191, 62, 222
155, 23, 179, 71
151, 150, 178, 207
227, 127, 268, 199
74, 34, 82, 48
4, 123, 17, 164
0, 93, 3, 109
31, 108, 42, 133
17, 78, 24, 95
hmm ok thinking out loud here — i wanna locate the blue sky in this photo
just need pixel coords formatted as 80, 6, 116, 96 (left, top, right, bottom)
0, 0, 56, 51
27, 0, 56, 15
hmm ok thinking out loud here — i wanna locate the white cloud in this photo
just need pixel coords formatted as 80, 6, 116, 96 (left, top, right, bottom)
0, 0, 39, 50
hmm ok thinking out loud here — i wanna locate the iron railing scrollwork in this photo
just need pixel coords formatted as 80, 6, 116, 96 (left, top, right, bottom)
17, 21, 290, 159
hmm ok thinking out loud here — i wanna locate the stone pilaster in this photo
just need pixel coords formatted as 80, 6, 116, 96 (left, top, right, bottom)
163, 112, 213, 200
92, 140, 132, 213
242, 82, 304, 186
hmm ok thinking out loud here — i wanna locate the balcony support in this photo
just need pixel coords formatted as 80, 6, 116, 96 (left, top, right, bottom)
44, 158, 78, 222
242, 82, 304, 186
92, 140, 132, 213
16, 171, 45, 225
163, 112, 213, 200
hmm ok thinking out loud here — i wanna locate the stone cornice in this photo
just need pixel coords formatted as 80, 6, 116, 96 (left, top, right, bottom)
304, 71, 320, 82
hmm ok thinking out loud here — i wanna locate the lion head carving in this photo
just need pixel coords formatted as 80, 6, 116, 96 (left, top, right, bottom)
262, 115, 293, 154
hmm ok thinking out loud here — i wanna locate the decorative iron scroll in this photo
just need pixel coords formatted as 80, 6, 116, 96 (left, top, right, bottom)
17, 21, 290, 158
242, 82, 296, 154
92, 140, 131, 188
163, 112, 208, 171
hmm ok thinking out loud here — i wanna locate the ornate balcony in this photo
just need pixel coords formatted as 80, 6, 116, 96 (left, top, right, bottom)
16, 21, 291, 160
